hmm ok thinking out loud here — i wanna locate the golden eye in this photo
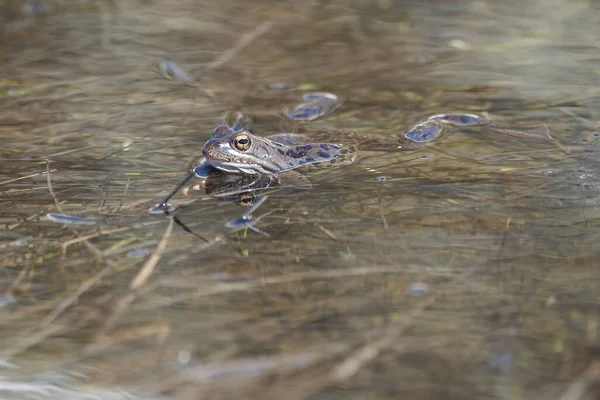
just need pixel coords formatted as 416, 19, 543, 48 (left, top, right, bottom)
238, 192, 255, 207
233, 134, 252, 151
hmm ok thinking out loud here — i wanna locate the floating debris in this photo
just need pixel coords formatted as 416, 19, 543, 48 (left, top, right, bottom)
428, 113, 489, 126
148, 204, 175, 214
158, 60, 195, 83
46, 213, 96, 225
407, 282, 430, 296
404, 120, 444, 143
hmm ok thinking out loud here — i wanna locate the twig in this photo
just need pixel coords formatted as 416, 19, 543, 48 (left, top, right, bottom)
377, 179, 389, 233
41, 262, 117, 326
45, 159, 65, 214
7, 265, 30, 295
317, 224, 338, 240
1, 324, 64, 360
158, 266, 424, 292
6, 212, 44, 231
130, 218, 173, 290
205, 21, 273, 70
556, 360, 600, 400
94, 218, 174, 338
331, 294, 437, 381
182, 344, 349, 382
0, 169, 56, 186
60, 221, 163, 258
116, 175, 130, 212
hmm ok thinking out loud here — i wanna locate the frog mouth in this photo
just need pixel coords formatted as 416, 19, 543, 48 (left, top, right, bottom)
204, 157, 270, 175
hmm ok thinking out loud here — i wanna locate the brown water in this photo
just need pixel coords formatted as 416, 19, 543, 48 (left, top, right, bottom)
1, 1, 600, 399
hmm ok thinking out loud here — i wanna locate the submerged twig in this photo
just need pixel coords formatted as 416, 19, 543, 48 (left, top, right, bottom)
130, 218, 174, 290
95, 218, 175, 338
0, 169, 56, 186
377, 177, 389, 233
205, 21, 273, 70
42, 262, 116, 326
556, 360, 600, 400
45, 159, 65, 214
331, 294, 437, 381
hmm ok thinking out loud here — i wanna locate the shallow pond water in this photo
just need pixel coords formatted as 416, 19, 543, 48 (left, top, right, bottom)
1, 1, 600, 399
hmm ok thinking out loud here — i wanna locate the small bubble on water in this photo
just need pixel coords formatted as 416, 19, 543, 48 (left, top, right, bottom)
407, 282, 429, 296
178, 350, 192, 365
448, 39, 470, 50
377, 176, 388, 182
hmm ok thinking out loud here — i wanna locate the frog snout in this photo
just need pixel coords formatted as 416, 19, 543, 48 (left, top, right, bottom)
201, 138, 219, 157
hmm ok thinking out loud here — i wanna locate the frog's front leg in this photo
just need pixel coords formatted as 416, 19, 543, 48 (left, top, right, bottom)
274, 170, 312, 187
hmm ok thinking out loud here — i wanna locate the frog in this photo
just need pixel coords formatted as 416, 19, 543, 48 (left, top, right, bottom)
195, 118, 447, 178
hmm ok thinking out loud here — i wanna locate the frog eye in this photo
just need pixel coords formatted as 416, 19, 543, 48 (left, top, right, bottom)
233, 133, 252, 151
237, 192, 255, 207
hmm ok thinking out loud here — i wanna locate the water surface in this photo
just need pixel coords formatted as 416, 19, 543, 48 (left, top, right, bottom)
1, 1, 599, 399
